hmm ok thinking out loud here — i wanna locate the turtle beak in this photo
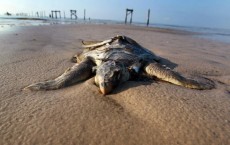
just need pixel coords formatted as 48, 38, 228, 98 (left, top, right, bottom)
100, 87, 108, 95
99, 82, 113, 95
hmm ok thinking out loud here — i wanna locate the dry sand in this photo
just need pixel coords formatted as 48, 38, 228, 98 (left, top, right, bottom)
0, 24, 230, 145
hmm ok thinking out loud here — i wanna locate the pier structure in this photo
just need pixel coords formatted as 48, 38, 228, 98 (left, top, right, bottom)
70, 10, 78, 19
51, 10, 61, 19
125, 9, 133, 24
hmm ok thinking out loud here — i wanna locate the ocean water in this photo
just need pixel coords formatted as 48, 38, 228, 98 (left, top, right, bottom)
137, 22, 230, 43
0, 16, 230, 43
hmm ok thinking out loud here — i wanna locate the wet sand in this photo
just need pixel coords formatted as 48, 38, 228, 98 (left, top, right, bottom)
0, 24, 230, 145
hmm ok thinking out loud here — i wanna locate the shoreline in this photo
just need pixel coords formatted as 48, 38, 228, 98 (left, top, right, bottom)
1, 16, 230, 43
0, 24, 230, 145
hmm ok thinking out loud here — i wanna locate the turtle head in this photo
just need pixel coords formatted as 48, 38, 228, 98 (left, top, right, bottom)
95, 61, 126, 95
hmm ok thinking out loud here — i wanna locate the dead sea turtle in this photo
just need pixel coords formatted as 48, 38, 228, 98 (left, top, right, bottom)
24, 35, 214, 95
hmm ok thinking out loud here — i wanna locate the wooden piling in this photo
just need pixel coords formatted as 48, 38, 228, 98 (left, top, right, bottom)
147, 9, 150, 26
125, 13, 127, 24
36, 12, 39, 17
84, 9, 86, 20
130, 11, 133, 24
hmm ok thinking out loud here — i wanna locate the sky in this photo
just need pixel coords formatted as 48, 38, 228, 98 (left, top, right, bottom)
0, 0, 230, 29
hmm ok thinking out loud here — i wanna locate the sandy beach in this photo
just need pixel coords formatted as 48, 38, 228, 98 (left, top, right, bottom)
0, 24, 230, 145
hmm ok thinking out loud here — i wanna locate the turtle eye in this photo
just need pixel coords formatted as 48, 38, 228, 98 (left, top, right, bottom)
113, 70, 121, 80
100, 83, 106, 87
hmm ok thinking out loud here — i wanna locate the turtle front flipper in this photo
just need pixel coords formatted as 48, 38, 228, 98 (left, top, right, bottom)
24, 58, 95, 91
144, 62, 214, 90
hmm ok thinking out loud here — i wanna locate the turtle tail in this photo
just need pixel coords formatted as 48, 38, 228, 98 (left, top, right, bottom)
23, 58, 95, 91
144, 63, 214, 90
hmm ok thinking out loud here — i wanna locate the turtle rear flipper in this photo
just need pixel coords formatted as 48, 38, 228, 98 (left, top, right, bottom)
24, 58, 95, 91
82, 40, 102, 46
82, 39, 113, 48
144, 62, 214, 90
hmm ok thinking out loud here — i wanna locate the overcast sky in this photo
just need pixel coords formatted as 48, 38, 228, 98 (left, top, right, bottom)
0, 0, 230, 29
